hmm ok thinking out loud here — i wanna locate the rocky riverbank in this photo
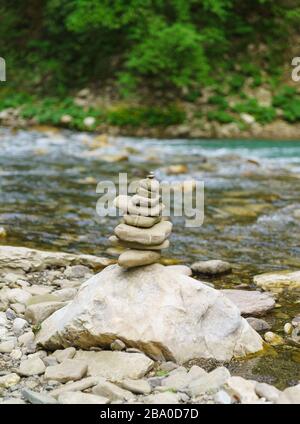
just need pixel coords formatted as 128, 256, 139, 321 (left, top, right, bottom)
0, 246, 299, 404
1, 85, 300, 140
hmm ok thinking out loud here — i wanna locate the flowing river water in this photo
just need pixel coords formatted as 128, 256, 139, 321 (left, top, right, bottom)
0, 126, 299, 388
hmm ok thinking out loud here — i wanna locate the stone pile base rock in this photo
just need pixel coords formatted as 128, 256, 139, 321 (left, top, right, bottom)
36, 264, 263, 363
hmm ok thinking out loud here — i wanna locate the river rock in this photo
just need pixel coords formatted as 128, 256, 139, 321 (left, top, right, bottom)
118, 250, 161, 268
0, 245, 113, 273
132, 194, 160, 207
123, 214, 160, 228
255, 382, 281, 403
25, 301, 66, 324
44, 359, 88, 383
114, 195, 163, 217
53, 347, 76, 363
162, 365, 207, 391
264, 331, 284, 345
114, 221, 172, 246
58, 391, 109, 404
142, 392, 180, 404
92, 379, 134, 401
246, 317, 271, 331
276, 384, 300, 404
254, 270, 300, 291
18, 357, 46, 376
73, 351, 153, 380
0, 373, 20, 388
22, 388, 58, 404
109, 235, 169, 250
35, 264, 263, 363
49, 376, 99, 398
191, 260, 232, 275
139, 178, 160, 192
166, 265, 192, 276
188, 367, 230, 397
119, 378, 151, 395
0, 340, 16, 353
221, 289, 275, 316
225, 376, 258, 404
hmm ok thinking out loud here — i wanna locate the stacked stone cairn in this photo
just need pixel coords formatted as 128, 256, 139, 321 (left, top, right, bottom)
109, 172, 172, 268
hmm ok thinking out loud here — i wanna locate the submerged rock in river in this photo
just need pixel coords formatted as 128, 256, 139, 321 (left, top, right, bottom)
35, 263, 263, 363
254, 270, 300, 292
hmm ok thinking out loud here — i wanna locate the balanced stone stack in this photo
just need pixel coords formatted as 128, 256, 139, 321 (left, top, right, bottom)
109, 173, 172, 268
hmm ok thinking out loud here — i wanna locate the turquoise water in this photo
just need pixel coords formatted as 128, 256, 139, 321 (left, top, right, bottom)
0, 127, 299, 387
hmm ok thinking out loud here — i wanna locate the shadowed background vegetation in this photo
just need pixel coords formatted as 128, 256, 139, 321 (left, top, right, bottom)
1, 0, 300, 132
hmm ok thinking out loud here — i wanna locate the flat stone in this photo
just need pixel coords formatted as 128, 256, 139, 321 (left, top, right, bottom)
92, 379, 134, 401
246, 317, 271, 331
255, 382, 281, 403
0, 373, 20, 388
1, 288, 32, 305
225, 376, 259, 404
36, 264, 263, 363
118, 250, 161, 268
119, 378, 151, 395
22, 388, 58, 404
162, 365, 207, 391
254, 270, 300, 291
52, 288, 77, 302
0, 245, 113, 273
0, 398, 26, 404
276, 384, 300, 404
142, 392, 180, 404
221, 289, 275, 316
25, 301, 66, 324
25, 285, 53, 296
114, 195, 163, 217
109, 235, 168, 250
49, 376, 99, 398
10, 302, 25, 314
188, 367, 230, 397
166, 265, 192, 276
114, 221, 172, 245
44, 359, 88, 383
27, 294, 60, 305
132, 194, 160, 208
73, 351, 154, 380
18, 357, 46, 376
123, 214, 160, 228
191, 260, 232, 275
64, 265, 91, 279
0, 339, 16, 353
58, 391, 109, 404
53, 347, 76, 363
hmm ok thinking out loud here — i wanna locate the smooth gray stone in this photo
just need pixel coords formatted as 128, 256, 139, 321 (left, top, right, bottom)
123, 214, 160, 228
132, 194, 160, 207
114, 221, 172, 245
118, 250, 161, 268
109, 235, 169, 250
22, 388, 58, 404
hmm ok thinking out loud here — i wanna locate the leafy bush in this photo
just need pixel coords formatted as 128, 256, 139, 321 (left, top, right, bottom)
232, 99, 276, 124
207, 110, 235, 124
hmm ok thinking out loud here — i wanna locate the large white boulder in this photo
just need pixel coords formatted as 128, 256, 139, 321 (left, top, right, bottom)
35, 264, 263, 363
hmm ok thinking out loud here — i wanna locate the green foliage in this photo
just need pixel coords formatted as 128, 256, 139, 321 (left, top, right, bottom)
1, 0, 297, 95
207, 110, 235, 123
107, 105, 186, 127
208, 95, 229, 109
272, 86, 300, 122
232, 99, 276, 124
